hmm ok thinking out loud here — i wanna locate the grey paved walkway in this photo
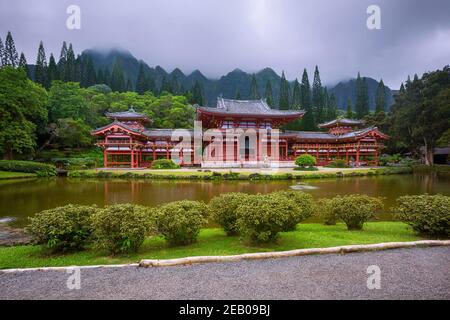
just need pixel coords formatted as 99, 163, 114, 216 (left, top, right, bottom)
1, 247, 449, 300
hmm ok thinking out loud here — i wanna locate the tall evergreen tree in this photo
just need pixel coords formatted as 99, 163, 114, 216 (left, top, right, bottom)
355, 72, 369, 118
35, 41, 48, 87
346, 97, 354, 119
74, 54, 82, 83
18, 52, 29, 77
145, 75, 156, 94
126, 78, 133, 92
47, 53, 59, 85
0, 37, 5, 66
84, 56, 96, 87
64, 43, 76, 81
103, 67, 111, 86
264, 79, 274, 106
250, 74, 259, 99
160, 75, 171, 94
327, 93, 338, 120
135, 62, 147, 94
300, 69, 314, 131
375, 79, 386, 113
58, 41, 68, 80
170, 74, 180, 94
312, 65, 324, 124
235, 88, 241, 100
110, 59, 126, 92
191, 80, 204, 105
291, 78, 301, 108
278, 71, 290, 110
4, 31, 19, 67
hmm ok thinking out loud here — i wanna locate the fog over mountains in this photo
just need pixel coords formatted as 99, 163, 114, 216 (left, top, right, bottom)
82, 47, 394, 109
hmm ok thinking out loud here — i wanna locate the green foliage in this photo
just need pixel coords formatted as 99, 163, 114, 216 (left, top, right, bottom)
153, 200, 208, 245
326, 195, 384, 230
278, 71, 290, 110
208, 193, 249, 235
54, 118, 93, 148
236, 193, 301, 243
0, 160, 56, 176
270, 191, 314, 231
325, 159, 349, 168
0, 67, 48, 159
151, 159, 180, 169
91, 204, 149, 254
51, 157, 97, 170
395, 194, 450, 237
27, 204, 96, 252
295, 154, 317, 168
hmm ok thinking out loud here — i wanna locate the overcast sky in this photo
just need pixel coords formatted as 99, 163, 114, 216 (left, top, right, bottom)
1, 0, 449, 88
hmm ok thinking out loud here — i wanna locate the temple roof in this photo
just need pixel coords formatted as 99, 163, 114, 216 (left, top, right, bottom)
143, 128, 194, 138
318, 118, 365, 128
197, 98, 305, 117
105, 107, 151, 123
283, 126, 388, 142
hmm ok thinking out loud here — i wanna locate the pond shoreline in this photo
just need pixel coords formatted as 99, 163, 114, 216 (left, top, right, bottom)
68, 166, 413, 180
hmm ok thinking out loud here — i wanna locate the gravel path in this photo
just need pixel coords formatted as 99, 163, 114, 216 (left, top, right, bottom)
1, 247, 449, 300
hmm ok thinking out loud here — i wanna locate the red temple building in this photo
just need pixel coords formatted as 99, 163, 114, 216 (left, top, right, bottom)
92, 98, 388, 168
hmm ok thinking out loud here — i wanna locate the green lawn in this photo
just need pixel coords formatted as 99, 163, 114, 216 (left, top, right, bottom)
0, 222, 421, 269
0, 171, 36, 180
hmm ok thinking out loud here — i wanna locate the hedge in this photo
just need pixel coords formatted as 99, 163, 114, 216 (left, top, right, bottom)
0, 160, 56, 176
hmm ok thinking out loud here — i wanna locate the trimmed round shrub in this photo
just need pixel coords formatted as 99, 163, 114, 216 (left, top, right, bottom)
236, 193, 300, 243
329, 194, 384, 230
153, 200, 208, 245
394, 194, 450, 237
91, 204, 150, 254
295, 154, 317, 168
27, 204, 97, 252
208, 192, 249, 235
315, 198, 338, 225
270, 190, 314, 231
151, 159, 180, 169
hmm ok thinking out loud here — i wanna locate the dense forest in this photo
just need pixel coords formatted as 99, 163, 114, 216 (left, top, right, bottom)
0, 31, 449, 164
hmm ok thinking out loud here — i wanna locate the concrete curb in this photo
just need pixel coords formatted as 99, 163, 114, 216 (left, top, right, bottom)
139, 240, 450, 267
1, 240, 449, 272
0, 263, 139, 273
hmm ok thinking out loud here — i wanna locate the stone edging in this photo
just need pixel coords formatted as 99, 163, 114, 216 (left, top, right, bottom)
1, 240, 449, 272
139, 240, 450, 267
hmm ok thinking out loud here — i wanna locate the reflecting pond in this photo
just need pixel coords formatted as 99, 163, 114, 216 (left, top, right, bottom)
0, 173, 449, 227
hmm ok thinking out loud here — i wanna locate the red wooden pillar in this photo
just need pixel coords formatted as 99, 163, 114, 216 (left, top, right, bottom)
103, 148, 108, 168
152, 145, 156, 161
345, 147, 349, 164
166, 144, 169, 159
356, 147, 360, 164
131, 149, 134, 168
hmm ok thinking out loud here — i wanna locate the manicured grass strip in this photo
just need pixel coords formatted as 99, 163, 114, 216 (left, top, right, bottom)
0, 222, 421, 269
0, 171, 36, 180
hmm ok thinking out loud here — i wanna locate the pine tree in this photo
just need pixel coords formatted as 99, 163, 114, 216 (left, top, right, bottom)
235, 88, 241, 100
47, 53, 59, 85
145, 75, 156, 94
159, 76, 171, 94
300, 69, 314, 131
0, 37, 5, 66
35, 41, 48, 87
327, 93, 337, 120
135, 62, 147, 94
58, 41, 68, 80
346, 97, 353, 119
110, 59, 126, 92
18, 52, 29, 77
264, 80, 274, 106
375, 79, 386, 113
191, 80, 204, 105
74, 54, 82, 83
103, 67, 111, 86
291, 78, 301, 108
278, 71, 290, 110
399, 82, 405, 94
250, 74, 259, 99
170, 74, 180, 94
4, 31, 19, 67
97, 68, 104, 84
84, 56, 96, 87
126, 79, 133, 92
312, 65, 324, 124
355, 72, 369, 118
64, 43, 76, 81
